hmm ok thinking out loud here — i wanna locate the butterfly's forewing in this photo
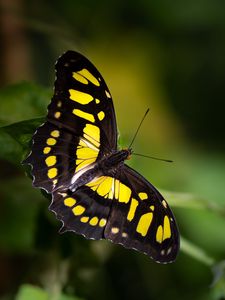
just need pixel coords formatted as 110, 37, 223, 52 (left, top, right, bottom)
48, 51, 117, 151
24, 51, 117, 192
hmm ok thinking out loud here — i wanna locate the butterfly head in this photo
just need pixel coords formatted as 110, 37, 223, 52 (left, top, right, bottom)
122, 148, 133, 160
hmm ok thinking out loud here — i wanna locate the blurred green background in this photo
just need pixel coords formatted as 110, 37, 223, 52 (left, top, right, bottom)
1, 0, 225, 299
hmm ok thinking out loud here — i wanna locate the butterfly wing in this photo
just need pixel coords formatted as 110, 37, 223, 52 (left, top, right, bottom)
23, 51, 117, 193
48, 50, 117, 150
50, 165, 179, 263
50, 177, 114, 240
104, 165, 179, 263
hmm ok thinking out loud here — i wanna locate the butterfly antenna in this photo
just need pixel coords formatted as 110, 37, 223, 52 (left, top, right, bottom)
132, 153, 173, 163
128, 108, 150, 149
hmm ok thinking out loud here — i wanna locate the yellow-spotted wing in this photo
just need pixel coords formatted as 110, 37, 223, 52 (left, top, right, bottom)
24, 51, 117, 193
24, 51, 179, 263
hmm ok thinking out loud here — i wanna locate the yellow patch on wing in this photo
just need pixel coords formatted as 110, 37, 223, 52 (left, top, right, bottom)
64, 197, 76, 207
87, 176, 105, 186
76, 147, 97, 159
89, 216, 99, 226
69, 89, 93, 104
72, 205, 85, 216
105, 90, 111, 98
97, 111, 105, 121
114, 179, 120, 199
78, 138, 99, 151
99, 218, 107, 227
162, 200, 167, 208
114, 180, 132, 203
72, 72, 88, 84
51, 130, 60, 138
136, 212, 153, 236
46, 138, 56, 146
76, 158, 96, 172
111, 227, 119, 234
156, 225, 163, 243
86, 176, 114, 199
45, 155, 56, 167
47, 167, 57, 179
43, 147, 51, 154
156, 215, 171, 243
73, 109, 95, 122
54, 111, 61, 118
78, 69, 100, 86
98, 177, 114, 197
80, 216, 89, 223
75, 138, 99, 172
127, 198, 139, 221
138, 192, 148, 200
163, 215, 171, 240
83, 124, 100, 148
57, 101, 62, 107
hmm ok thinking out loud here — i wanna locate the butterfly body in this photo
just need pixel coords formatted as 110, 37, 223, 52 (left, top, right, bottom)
69, 148, 130, 192
24, 51, 179, 263
99, 148, 131, 169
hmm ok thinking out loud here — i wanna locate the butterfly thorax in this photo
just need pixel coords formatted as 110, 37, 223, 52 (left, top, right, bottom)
100, 148, 132, 170
69, 149, 131, 192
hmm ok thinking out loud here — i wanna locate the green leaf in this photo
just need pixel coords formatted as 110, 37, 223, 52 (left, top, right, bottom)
0, 81, 50, 126
15, 284, 83, 300
162, 189, 225, 216
181, 236, 215, 267
59, 294, 83, 300
0, 118, 44, 164
15, 284, 49, 300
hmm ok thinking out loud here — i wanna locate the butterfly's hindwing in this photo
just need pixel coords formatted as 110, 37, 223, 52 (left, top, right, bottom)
50, 181, 112, 239
103, 165, 179, 263
50, 167, 179, 263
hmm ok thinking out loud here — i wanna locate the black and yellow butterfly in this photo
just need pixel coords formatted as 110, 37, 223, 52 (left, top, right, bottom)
24, 51, 179, 263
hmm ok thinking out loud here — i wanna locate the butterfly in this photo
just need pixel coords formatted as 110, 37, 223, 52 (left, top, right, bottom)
23, 51, 179, 263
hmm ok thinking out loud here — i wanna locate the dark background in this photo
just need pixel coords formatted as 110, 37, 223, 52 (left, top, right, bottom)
0, 1, 225, 299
